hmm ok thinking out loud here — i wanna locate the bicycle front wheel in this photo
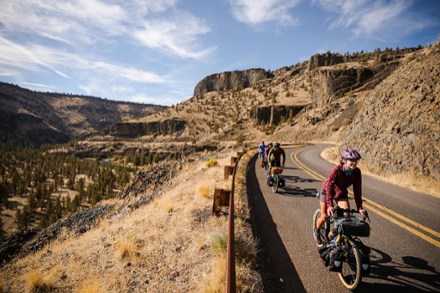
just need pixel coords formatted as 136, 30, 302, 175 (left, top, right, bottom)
271, 174, 279, 193
338, 239, 362, 291
312, 209, 329, 247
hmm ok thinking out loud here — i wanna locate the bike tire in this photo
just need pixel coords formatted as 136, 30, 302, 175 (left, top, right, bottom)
271, 174, 279, 193
312, 209, 329, 247
338, 239, 362, 291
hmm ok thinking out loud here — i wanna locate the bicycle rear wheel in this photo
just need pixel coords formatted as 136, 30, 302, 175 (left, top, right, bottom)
338, 239, 362, 290
312, 209, 329, 247
271, 174, 279, 193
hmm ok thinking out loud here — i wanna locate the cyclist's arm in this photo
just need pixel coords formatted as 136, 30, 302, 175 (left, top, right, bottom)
281, 149, 286, 166
324, 166, 339, 208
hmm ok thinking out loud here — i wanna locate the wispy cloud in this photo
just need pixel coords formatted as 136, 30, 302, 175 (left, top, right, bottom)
20, 82, 58, 92
90, 62, 166, 83
0, 36, 69, 78
132, 12, 215, 59
0, 0, 213, 58
229, 0, 301, 26
313, 0, 429, 39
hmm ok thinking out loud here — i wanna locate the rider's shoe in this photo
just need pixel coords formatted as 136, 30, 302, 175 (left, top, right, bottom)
314, 228, 323, 245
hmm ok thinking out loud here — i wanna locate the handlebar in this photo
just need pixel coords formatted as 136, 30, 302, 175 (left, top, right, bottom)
333, 206, 370, 222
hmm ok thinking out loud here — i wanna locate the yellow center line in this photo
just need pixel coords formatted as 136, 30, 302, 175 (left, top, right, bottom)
290, 148, 440, 248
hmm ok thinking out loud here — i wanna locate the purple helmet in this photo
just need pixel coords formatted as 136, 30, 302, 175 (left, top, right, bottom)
341, 149, 362, 160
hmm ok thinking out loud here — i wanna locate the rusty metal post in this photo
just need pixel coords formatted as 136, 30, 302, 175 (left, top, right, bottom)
212, 188, 231, 214
224, 165, 234, 180
226, 151, 244, 293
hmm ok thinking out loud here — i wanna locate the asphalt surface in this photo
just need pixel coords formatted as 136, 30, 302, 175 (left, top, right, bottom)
246, 144, 440, 293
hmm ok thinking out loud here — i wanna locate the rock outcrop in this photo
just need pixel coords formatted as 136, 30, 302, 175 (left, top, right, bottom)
343, 43, 440, 179
253, 105, 306, 125
310, 62, 400, 105
193, 69, 273, 96
106, 119, 186, 138
308, 52, 344, 70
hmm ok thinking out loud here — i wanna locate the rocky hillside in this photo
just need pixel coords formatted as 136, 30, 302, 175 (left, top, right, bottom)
100, 43, 440, 184
342, 43, 440, 179
0, 82, 166, 146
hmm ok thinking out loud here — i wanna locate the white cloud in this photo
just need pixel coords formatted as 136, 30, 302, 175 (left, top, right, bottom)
313, 0, 425, 38
229, 0, 301, 26
0, 36, 69, 78
132, 12, 215, 59
20, 82, 58, 92
90, 62, 166, 83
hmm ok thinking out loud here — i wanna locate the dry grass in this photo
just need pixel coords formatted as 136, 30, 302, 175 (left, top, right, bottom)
0, 147, 262, 292
116, 235, 139, 259
25, 269, 55, 293
76, 281, 104, 293
198, 185, 211, 198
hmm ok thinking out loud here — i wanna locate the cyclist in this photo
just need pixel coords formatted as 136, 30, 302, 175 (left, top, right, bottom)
263, 142, 273, 172
258, 141, 266, 167
314, 148, 366, 245
267, 142, 286, 184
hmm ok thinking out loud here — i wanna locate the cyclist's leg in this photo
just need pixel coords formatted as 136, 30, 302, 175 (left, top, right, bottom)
316, 200, 327, 229
336, 198, 350, 209
336, 198, 351, 218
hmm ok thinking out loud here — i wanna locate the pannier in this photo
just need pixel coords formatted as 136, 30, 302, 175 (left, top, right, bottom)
317, 245, 344, 272
335, 217, 370, 237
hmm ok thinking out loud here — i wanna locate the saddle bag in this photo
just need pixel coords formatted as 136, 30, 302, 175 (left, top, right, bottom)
336, 217, 370, 237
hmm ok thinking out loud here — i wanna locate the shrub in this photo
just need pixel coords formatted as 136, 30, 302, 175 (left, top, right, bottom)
205, 158, 218, 168
25, 269, 54, 293
209, 230, 228, 256
198, 186, 210, 198
117, 236, 138, 259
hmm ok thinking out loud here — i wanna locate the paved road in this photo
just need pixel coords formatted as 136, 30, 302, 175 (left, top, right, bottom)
246, 144, 440, 293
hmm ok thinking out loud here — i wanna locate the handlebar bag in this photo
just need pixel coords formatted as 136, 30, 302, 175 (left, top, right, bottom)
336, 217, 370, 237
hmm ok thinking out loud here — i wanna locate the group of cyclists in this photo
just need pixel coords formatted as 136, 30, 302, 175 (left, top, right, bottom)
257, 141, 368, 245
258, 141, 286, 187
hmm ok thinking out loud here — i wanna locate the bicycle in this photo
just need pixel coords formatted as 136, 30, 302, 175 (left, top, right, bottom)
313, 206, 371, 291
269, 166, 284, 193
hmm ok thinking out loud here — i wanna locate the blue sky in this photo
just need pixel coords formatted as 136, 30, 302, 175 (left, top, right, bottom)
1, 0, 439, 106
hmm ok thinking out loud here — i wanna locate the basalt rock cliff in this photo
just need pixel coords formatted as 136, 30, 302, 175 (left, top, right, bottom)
193, 68, 273, 96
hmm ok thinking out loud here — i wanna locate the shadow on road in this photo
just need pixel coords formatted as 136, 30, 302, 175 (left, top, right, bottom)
246, 155, 307, 293
276, 187, 318, 197
357, 247, 440, 292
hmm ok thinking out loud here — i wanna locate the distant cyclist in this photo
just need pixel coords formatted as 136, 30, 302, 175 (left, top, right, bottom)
263, 142, 273, 171
267, 142, 286, 177
314, 148, 367, 245
258, 141, 266, 167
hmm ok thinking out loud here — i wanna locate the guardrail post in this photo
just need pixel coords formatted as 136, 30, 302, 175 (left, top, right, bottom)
212, 188, 231, 214
224, 165, 234, 180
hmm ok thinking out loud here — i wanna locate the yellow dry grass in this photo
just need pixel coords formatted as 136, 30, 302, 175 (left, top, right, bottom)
25, 269, 55, 293
75, 281, 104, 293
198, 185, 211, 198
